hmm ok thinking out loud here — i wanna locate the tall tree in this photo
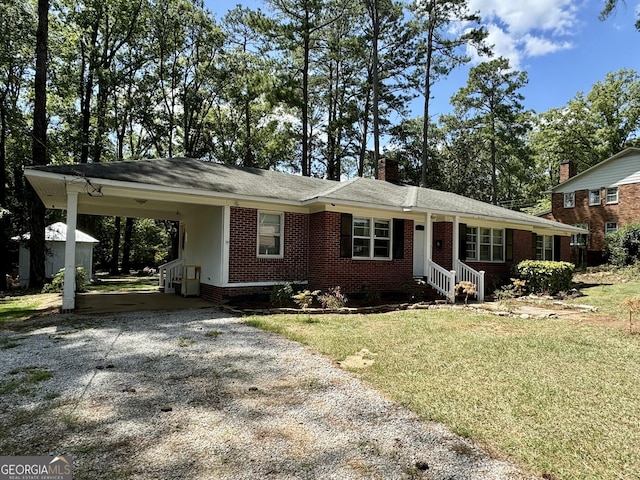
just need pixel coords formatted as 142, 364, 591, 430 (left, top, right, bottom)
411, 0, 488, 188
28, 0, 49, 289
445, 57, 531, 205
266, 0, 344, 176
0, 0, 35, 289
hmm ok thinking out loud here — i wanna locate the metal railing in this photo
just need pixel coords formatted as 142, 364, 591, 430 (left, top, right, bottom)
158, 258, 184, 293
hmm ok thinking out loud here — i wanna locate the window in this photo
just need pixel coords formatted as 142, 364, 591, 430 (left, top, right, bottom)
536, 235, 554, 260
257, 212, 283, 257
605, 222, 618, 235
571, 223, 588, 246
589, 189, 601, 206
353, 217, 391, 259
564, 192, 575, 208
606, 187, 618, 204
466, 227, 504, 262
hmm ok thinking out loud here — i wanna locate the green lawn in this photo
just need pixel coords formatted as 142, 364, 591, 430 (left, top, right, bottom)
245, 302, 640, 479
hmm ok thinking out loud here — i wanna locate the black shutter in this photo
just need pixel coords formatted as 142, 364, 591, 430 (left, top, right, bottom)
505, 229, 514, 262
553, 235, 561, 261
340, 213, 352, 258
458, 223, 467, 260
393, 219, 404, 259
531, 233, 538, 259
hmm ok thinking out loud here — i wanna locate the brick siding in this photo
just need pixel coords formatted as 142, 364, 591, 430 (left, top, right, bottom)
228, 207, 309, 283
308, 211, 414, 294
548, 183, 640, 264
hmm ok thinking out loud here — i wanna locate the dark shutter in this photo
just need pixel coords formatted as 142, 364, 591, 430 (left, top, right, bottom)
340, 213, 352, 258
505, 229, 514, 262
531, 233, 538, 259
553, 235, 561, 261
458, 223, 467, 260
393, 219, 404, 259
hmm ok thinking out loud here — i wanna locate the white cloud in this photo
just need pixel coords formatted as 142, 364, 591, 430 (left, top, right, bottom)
465, 0, 580, 68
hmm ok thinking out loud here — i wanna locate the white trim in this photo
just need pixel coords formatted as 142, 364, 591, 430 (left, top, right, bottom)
257, 210, 284, 258
589, 189, 601, 206
220, 280, 308, 288
222, 206, 230, 285
352, 216, 392, 260
606, 187, 619, 204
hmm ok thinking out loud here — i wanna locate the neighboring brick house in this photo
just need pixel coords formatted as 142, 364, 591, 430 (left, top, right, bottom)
25, 158, 583, 310
542, 148, 640, 266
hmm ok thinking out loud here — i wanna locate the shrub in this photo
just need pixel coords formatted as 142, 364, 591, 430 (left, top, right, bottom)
512, 260, 574, 295
291, 289, 320, 310
604, 223, 640, 266
270, 282, 296, 306
42, 267, 88, 293
318, 286, 348, 310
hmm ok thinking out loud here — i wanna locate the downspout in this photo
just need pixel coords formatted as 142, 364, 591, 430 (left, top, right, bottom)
62, 190, 79, 311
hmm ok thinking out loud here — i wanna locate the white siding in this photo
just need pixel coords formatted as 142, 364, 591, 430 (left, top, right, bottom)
181, 206, 224, 286
554, 151, 640, 193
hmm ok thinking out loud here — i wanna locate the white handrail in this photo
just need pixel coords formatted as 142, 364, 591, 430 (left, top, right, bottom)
454, 259, 485, 302
158, 258, 184, 293
426, 259, 456, 303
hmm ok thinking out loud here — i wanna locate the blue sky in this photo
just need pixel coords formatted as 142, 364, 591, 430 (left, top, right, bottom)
206, 0, 640, 120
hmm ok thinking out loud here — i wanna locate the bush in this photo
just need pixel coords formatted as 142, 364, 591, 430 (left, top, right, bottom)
513, 260, 574, 295
604, 223, 640, 266
270, 282, 297, 306
318, 286, 348, 310
42, 267, 88, 293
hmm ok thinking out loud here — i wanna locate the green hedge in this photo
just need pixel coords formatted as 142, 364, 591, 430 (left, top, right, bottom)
604, 223, 640, 266
513, 260, 574, 295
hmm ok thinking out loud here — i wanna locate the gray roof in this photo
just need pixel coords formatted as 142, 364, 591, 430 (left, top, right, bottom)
13, 222, 99, 243
27, 158, 582, 233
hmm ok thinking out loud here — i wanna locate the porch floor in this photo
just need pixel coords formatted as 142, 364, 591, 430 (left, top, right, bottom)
75, 290, 215, 315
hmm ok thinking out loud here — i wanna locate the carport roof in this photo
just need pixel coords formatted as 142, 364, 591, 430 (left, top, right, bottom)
25, 157, 585, 234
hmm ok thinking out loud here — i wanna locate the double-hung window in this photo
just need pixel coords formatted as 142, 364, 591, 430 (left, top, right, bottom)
571, 223, 588, 246
257, 212, 283, 257
466, 226, 504, 262
564, 192, 575, 208
589, 189, 600, 206
605, 222, 618, 235
606, 187, 618, 204
353, 217, 391, 259
536, 235, 553, 260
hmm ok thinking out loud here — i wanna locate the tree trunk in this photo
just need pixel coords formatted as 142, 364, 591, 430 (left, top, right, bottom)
29, 0, 49, 289
0, 102, 7, 290
421, 21, 435, 188
121, 217, 134, 273
110, 216, 121, 275
301, 13, 311, 177
370, 0, 380, 173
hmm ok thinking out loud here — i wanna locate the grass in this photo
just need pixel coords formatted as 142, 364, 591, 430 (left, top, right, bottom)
245, 304, 640, 479
86, 275, 159, 293
0, 293, 60, 325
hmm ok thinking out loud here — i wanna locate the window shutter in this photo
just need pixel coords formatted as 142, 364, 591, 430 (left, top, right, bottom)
340, 213, 352, 258
393, 219, 404, 259
553, 235, 561, 261
458, 223, 467, 260
505, 229, 514, 262
531, 233, 538, 259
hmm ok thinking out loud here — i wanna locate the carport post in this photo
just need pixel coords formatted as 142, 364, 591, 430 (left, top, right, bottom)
62, 190, 78, 311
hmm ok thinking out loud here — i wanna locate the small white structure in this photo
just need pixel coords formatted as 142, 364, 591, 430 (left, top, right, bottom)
14, 222, 99, 287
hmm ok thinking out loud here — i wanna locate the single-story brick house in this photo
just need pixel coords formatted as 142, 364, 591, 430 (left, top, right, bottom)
25, 158, 584, 310
541, 147, 640, 266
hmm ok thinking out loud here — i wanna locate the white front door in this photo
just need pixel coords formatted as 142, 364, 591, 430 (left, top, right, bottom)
413, 225, 425, 277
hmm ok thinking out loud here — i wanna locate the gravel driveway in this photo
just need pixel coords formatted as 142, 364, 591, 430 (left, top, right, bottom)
0, 308, 533, 479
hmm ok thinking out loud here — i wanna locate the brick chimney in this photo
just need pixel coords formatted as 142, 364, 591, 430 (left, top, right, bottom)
559, 160, 576, 183
377, 158, 400, 184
